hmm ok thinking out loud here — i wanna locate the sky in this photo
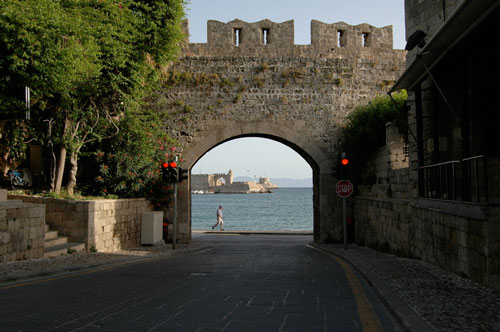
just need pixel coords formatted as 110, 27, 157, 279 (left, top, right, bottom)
187, 0, 406, 179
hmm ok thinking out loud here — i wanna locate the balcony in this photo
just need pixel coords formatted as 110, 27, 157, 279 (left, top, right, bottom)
419, 155, 500, 205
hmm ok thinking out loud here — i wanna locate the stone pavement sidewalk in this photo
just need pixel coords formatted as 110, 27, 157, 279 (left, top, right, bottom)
311, 243, 500, 332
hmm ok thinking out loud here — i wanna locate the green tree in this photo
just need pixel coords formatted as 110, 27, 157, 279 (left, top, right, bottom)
92, 109, 178, 198
1, 0, 101, 185
0, 0, 186, 194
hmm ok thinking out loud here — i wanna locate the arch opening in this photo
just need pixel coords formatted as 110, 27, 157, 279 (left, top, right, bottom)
172, 121, 337, 244
191, 137, 314, 232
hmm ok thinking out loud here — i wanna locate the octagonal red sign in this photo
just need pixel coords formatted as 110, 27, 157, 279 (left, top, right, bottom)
336, 180, 353, 197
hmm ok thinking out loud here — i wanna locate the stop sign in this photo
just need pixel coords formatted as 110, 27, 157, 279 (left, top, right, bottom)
336, 180, 353, 197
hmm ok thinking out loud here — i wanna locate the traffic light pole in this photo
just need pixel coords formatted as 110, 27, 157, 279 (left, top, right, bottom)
172, 182, 177, 250
172, 156, 179, 250
343, 197, 347, 250
336, 177, 353, 250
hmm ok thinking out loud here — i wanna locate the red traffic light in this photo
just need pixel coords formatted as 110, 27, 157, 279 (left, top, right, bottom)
341, 158, 349, 166
162, 161, 177, 168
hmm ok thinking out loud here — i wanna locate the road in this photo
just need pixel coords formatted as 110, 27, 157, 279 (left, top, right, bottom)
0, 234, 400, 331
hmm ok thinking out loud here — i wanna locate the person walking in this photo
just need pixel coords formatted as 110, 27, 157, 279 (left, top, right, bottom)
212, 205, 224, 231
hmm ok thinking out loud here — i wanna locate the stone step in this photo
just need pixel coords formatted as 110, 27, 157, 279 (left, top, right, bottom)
45, 236, 69, 248
44, 242, 85, 258
44, 230, 59, 241
45, 224, 50, 233
0, 189, 6, 201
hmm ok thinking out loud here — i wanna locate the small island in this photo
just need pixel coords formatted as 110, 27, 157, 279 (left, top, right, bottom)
191, 169, 278, 194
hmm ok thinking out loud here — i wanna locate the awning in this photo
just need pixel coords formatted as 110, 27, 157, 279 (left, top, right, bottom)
390, 0, 500, 92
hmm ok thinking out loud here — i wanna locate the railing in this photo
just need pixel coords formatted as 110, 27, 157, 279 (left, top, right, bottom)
419, 155, 489, 204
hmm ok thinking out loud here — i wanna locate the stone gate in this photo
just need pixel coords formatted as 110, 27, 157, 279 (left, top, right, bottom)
153, 19, 406, 243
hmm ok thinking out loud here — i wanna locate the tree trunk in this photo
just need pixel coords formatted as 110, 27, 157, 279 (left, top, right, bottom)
54, 145, 66, 193
53, 116, 70, 193
66, 150, 78, 195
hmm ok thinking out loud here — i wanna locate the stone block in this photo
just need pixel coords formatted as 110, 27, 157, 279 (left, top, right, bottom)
0, 189, 7, 201
32, 238, 45, 248
103, 224, 114, 234
29, 228, 37, 240
0, 218, 7, 231
0, 231, 10, 244
88, 211, 97, 222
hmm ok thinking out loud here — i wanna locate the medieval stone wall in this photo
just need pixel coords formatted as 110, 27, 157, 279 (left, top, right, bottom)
191, 171, 233, 191
159, 19, 405, 155
153, 19, 406, 243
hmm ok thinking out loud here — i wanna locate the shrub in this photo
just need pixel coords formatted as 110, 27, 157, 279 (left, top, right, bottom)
90, 109, 179, 199
339, 90, 408, 181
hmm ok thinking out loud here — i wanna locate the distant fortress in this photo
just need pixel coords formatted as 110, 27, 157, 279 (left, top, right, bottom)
191, 169, 278, 194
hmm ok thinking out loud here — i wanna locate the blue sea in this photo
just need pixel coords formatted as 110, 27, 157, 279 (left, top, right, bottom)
192, 187, 313, 231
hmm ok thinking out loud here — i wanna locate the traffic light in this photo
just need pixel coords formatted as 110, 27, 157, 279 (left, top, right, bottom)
339, 152, 350, 179
178, 167, 188, 182
161, 161, 178, 183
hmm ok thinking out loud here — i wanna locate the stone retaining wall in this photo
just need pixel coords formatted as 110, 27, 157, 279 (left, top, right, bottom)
358, 123, 409, 199
353, 196, 500, 291
8, 196, 153, 253
0, 201, 45, 262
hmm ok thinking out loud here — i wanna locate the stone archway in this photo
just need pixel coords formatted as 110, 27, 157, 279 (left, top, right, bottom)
155, 19, 405, 244
173, 121, 339, 243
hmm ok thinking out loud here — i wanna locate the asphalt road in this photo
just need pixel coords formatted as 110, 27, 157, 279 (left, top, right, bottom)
0, 234, 401, 331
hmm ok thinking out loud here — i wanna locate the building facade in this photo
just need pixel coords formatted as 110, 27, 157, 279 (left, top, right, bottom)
355, 0, 500, 290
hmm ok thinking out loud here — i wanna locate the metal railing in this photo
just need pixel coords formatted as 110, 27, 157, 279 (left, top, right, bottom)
419, 155, 488, 204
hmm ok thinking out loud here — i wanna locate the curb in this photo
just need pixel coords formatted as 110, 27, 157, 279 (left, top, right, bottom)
308, 243, 437, 332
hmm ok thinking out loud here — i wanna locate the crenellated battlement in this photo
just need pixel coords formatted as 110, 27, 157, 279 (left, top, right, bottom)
310, 20, 393, 49
184, 19, 395, 57
207, 19, 295, 50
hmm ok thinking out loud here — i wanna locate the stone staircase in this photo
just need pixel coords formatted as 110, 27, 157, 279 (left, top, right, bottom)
44, 224, 85, 258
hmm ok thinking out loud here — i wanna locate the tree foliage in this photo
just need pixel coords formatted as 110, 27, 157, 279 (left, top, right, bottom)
92, 109, 178, 198
0, 0, 186, 195
339, 91, 408, 180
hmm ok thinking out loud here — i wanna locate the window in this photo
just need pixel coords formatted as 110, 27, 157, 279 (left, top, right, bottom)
362, 33, 370, 47
234, 28, 242, 47
337, 30, 345, 47
262, 28, 270, 45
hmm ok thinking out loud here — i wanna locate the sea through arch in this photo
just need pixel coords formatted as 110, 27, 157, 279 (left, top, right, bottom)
191, 137, 313, 231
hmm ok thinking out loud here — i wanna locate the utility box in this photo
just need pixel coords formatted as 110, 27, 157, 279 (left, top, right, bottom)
141, 211, 163, 245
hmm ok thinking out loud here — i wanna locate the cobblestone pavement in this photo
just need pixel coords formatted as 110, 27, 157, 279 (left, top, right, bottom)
1, 236, 500, 332
313, 244, 500, 332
